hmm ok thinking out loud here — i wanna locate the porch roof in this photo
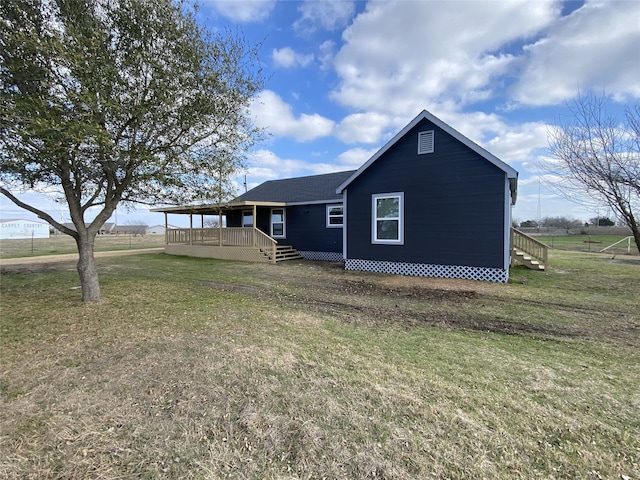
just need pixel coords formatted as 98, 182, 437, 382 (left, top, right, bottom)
151, 200, 285, 216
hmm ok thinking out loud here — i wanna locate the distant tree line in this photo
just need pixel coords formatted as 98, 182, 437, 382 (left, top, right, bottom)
515, 216, 617, 229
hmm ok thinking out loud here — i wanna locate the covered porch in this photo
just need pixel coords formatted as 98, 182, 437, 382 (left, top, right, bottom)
151, 201, 301, 264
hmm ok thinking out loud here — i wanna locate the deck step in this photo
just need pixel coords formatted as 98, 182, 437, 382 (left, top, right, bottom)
512, 249, 545, 271
261, 245, 303, 262
275, 246, 303, 262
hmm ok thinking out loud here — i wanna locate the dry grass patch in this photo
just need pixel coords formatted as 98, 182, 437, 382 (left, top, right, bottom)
0, 234, 165, 259
1, 251, 639, 479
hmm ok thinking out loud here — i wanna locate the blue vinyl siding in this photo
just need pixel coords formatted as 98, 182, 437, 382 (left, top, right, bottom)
228, 205, 342, 253
226, 210, 241, 227
346, 118, 507, 269
286, 204, 342, 253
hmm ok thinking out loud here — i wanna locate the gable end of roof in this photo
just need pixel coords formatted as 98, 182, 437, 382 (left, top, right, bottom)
336, 110, 518, 198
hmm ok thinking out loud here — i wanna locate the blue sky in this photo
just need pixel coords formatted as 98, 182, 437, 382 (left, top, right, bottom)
1, 0, 639, 227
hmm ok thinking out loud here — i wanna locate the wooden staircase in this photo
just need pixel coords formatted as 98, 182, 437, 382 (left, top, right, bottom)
274, 245, 303, 262
512, 248, 545, 270
511, 228, 548, 271
261, 245, 303, 262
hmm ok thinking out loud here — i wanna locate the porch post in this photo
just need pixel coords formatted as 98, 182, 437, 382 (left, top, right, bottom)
164, 212, 168, 245
253, 204, 257, 247
189, 214, 193, 245
218, 209, 222, 246
510, 227, 514, 266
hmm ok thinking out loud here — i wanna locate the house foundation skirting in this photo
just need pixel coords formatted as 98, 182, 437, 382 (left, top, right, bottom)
345, 259, 509, 283
164, 244, 270, 263
299, 251, 343, 262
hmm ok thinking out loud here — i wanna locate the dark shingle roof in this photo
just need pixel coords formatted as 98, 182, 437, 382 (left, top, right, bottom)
235, 170, 356, 204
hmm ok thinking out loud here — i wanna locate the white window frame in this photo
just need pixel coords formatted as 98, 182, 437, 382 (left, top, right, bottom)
372, 192, 404, 245
271, 208, 285, 238
418, 130, 434, 155
326, 204, 344, 228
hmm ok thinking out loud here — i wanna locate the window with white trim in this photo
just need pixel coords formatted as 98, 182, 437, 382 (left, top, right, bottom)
326, 204, 344, 227
271, 208, 285, 238
372, 193, 403, 244
418, 130, 434, 154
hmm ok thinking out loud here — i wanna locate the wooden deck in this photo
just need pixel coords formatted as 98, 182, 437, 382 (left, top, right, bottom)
163, 227, 302, 264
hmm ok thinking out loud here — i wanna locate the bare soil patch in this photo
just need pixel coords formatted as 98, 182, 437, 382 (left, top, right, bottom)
194, 260, 639, 348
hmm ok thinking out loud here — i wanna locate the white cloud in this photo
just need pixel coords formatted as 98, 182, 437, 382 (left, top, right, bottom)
250, 91, 335, 142
330, 0, 558, 114
318, 40, 335, 71
272, 47, 314, 69
246, 150, 300, 181
210, 0, 276, 23
334, 147, 379, 170
484, 122, 549, 164
294, 0, 356, 35
511, 0, 640, 105
245, 149, 350, 188
335, 112, 391, 144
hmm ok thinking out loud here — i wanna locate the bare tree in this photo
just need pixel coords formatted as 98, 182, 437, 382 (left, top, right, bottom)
542, 92, 640, 253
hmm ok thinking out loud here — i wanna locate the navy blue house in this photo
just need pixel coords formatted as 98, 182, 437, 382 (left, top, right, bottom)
155, 110, 518, 282
336, 110, 518, 282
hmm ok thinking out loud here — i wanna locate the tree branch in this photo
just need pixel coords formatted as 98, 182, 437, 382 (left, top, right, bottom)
0, 186, 77, 237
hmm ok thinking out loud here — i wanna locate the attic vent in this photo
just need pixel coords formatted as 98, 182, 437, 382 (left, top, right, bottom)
418, 130, 434, 154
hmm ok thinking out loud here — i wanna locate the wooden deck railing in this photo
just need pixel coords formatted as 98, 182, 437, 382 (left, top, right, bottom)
165, 227, 278, 262
511, 227, 548, 267
166, 227, 220, 244
254, 228, 278, 263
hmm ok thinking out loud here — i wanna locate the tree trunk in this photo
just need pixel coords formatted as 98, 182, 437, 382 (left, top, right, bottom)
620, 209, 640, 255
631, 223, 640, 255
76, 235, 101, 302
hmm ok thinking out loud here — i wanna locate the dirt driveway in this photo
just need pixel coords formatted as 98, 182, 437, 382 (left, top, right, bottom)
0, 248, 164, 274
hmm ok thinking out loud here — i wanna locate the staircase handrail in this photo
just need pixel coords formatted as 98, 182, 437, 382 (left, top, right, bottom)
511, 228, 549, 268
254, 227, 278, 264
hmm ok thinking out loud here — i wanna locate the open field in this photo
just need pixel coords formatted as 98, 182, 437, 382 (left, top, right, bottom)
534, 234, 638, 256
0, 234, 166, 259
1, 250, 639, 479
2, 232, 638, 259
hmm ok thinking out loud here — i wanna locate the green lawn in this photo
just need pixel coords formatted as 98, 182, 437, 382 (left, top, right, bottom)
1, 250, 638, 479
